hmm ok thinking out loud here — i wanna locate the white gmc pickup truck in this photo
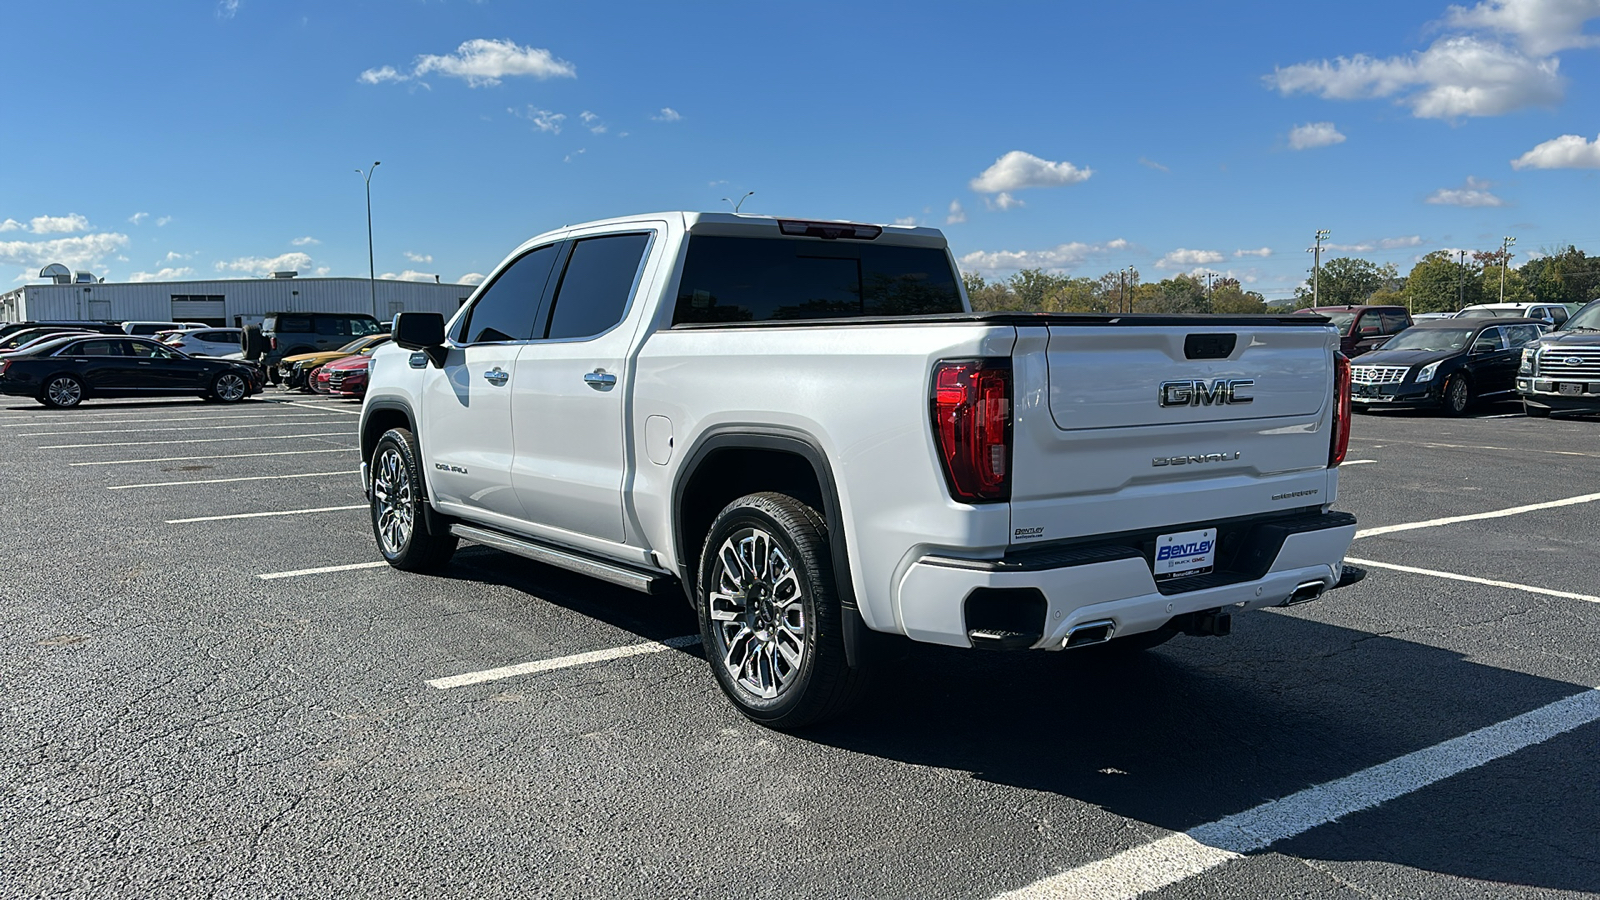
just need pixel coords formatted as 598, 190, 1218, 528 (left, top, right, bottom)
359, 211, 1361, 728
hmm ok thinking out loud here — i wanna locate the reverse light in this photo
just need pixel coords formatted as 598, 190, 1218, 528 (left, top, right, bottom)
1415, 361, 1441, 383
931, 359, 1012, 502
1330, 353, 1352, 468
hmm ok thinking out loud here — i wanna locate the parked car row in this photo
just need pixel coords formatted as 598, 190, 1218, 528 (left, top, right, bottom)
0, 334, 265, 407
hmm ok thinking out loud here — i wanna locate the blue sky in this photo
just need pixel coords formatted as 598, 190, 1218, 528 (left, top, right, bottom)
3, 0, 1599, 302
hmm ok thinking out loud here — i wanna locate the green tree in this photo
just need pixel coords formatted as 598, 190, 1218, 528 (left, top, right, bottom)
1294, 257, 1400, 307
1136, 275, 1209, 314
1210, 281, 1269, 314
1522, 246, 1600, 306
1403, 251, 1481, 313
1474, 249, 1532, 304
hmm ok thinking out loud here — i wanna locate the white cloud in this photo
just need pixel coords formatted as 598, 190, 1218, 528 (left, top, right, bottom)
358, 66, 404, 85
893, 216, 917, 226
0, 232, 130, 271
945, 200, 966, 225
214, 251, 313, 277
129, 267, 196, 282
1235, 247, 1274, 258
404, 251, 433, 263
652, 107, 683, 122
0, 219, 21, 232
1380, 235, 1426, 248
580, 110, 607, 134
1426, 176, 1506, 206
1444, 0, 1600, 55
379, 270, 438, 282
156, 216, 172, 227
290, 236, 320, 246
459, 272, 486, 286
986, 192, 1024, 211
415, 39, 575, 87
1139, 157, 1170, 173
29, 213, 91, 234
1512, 131, 1600, 167
217, 0, 240, 19
564, 148, 586, 163
313, 266, 330, 277
1268, 33, 1566, 118
1156, 248, 1226, 269
164, 251, 193, 262
128, 212, 149, 226
970, 150, 1092, 194
511, 106, 565, 134
958, 239, 1128, 275
1288, 121, 1347, 150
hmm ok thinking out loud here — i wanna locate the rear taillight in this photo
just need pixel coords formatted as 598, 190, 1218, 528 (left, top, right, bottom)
931, 359, 1012, 502
0, 360, 9, 377
269, 336, 278, 350
1330, 352, 1352, 467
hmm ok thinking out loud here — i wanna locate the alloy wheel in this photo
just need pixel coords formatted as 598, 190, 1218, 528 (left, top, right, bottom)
47, 377, 82, 407
215, 373, 247, 402
371, 446, 414, 555
707, 528, 808, 699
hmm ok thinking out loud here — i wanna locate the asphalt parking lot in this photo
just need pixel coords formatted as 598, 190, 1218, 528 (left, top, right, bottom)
3, 394, 1598, 899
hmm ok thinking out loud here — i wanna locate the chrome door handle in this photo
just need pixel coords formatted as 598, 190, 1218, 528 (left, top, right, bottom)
483, 367, 509, 386
583, 370, 617, 389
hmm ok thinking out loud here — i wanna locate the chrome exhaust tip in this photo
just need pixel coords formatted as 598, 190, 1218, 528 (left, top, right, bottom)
1063, 619, 1116, 649
1281, 580, 1327, 607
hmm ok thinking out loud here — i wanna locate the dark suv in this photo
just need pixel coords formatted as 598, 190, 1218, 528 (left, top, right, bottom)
1295, 305, 1413, 357
258, 312, 383, 367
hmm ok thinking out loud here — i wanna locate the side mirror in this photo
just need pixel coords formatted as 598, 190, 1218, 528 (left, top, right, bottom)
392, 312, 447, 367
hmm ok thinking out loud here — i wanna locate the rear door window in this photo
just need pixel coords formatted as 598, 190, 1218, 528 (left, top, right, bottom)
315, 316, 352, 337
1379, 312, 1409, 334
673, 236, 963, 324
62, 339, 120, 356
1473, 327, 1508, 352
542, 233, 653, 341
458, 243, 562, 344
276, 316, 313, 333
1506, 324, 1542, 347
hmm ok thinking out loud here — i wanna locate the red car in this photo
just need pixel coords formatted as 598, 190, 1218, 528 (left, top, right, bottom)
313, 352, 371, 397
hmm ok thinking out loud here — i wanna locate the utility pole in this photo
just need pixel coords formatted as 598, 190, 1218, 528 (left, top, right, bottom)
1306, 229, 1330, 306
1457, 250, 1466, 311
1122, 266, 1137, 314
357, 161, 381, 321
1499, 235, 1516, 303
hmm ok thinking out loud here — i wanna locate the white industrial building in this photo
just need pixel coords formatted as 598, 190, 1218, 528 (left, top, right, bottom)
0, 268, 476, 327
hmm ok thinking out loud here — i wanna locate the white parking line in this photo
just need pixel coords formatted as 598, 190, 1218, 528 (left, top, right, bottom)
271, 400, 364, 415
1344, 557, 1600, 603
258, 560, 388, 580
40, 432, 351, 449
1349, 436, 1600, 460
71, 448, 357, 466
23, 420, 335, 437
166, 504, 366, 524
2, 413, 322, 427
994, 686, 1600, 900
1354, 491, 1600, 539
1341, 459, 1376, 465
109, 470, 356, 490
427, 635, 703, 689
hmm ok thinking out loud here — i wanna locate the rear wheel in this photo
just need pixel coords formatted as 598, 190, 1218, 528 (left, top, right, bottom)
369, 427, 457, 572
1442, 374, 1472, 416
697, 492, 865, 730
40, 374, 84, 409
210, 371, 248, 403
304, 366, 323, 393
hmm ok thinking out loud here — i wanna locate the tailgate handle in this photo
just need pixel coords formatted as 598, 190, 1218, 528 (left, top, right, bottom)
1185, 333, 1237, 360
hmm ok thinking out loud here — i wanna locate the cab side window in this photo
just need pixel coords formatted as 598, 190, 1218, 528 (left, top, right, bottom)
458, 243, 562, 344
1506, 324, 1542, 347
542, 233, 652, 341
1380, 312, 1409, 334
1473, 327, 1507, 352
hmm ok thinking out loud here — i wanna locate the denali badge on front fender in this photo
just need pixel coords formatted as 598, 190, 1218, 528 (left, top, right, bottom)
1159, 379, 1254, 407
1153, 451, 1241, 467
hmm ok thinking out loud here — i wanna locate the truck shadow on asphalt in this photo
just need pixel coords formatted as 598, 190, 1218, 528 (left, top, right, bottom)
433, 551, 1599, 894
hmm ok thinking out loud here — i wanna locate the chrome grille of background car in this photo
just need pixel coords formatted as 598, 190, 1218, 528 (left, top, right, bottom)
328, 370, 347, 390
1350, 365, 1409, 385
1538, 347, 1600, 379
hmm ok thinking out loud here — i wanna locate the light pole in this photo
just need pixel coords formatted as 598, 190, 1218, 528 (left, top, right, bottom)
1498, 235, 1516, 303
722, 191, 754, 213
1306, 229, 1330, 306
1122, 266, 1137, 313
357, 161, 381, 320
1457, 250, 1466, 311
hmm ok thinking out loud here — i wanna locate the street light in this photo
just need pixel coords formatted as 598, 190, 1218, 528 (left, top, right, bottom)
1499, 235, 1516, 303
357, 161, 381, 320
721, 191, 754, 213
1306, 229, 1330, 306
1121, 266, 1138, 314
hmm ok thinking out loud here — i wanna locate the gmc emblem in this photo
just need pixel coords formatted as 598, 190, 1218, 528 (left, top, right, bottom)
1159, 379, 1254, 407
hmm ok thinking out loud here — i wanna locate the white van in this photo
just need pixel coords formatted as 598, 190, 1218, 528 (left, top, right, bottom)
121, 320, 207, 336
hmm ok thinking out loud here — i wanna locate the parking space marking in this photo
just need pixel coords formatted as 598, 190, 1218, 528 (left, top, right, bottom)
258, 561, 388, 580
71, 448, 357, 466
995, 686, 1600, 900
1354, 491, 1600, 539
22, 420, 337, 437
427, 635, 702, 689
270, 400, 364, 416
166, 504, 365, 524
1349, 436, 1600, 460
40, 432, 351, 449
109, 470, 357, 490
1344, 557, 1600, 603
1341, 459, 1376, 465
2, 413, 325, 427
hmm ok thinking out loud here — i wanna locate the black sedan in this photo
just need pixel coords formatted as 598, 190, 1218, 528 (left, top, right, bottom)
1349, 318, 1547, 415
0, 335, 265, 408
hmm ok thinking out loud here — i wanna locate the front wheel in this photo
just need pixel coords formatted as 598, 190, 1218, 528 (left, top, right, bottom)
369, 428, 457, 572
697, 492, 865, 730
210, 371, 249, 403
1442, 374, 1472, 416
40, 374, 85, 409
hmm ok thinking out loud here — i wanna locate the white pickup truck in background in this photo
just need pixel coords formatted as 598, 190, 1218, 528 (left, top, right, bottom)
359, 211, 1361, 728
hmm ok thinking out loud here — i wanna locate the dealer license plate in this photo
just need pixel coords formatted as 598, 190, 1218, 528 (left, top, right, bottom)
1154, 528, 1217, 580
1558, 382, 1583, 395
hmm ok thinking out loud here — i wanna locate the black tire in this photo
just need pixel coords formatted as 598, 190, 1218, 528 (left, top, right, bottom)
369, 428, 457, 572
697, 492, 865, 730
241, 324, 267, 361
39, 374, 85, 409
210, 371, 249, 403
1524, 402, 1551, 418
1442, 374, 1472, 416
